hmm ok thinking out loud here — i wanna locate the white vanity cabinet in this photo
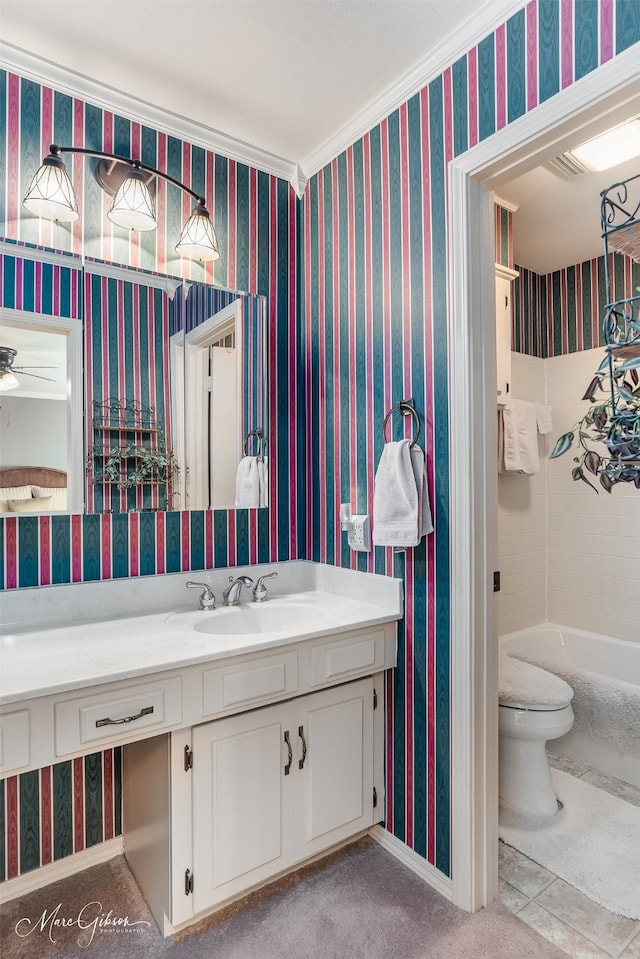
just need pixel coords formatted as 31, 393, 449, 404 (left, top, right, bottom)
123, 672, 382, 933
192, 677, 374, 914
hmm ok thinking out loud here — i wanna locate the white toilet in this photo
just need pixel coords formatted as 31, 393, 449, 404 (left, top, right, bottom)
498, 654, 574, 817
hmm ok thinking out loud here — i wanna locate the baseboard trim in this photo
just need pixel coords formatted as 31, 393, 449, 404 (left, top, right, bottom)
369, 825, 453, 902
0, 837, 124, 904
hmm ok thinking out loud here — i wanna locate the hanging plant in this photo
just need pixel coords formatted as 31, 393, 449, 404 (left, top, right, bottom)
550, 348, 640, 492
93, 442, 176, 489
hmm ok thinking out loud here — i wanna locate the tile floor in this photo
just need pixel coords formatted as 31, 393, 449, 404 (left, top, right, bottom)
498, 753, 640, 959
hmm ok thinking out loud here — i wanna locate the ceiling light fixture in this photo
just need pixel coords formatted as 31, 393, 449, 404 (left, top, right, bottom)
570, 119, 640, 173
23, 145, 219, 262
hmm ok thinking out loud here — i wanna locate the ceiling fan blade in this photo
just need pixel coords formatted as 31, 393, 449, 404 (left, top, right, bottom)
14, 365, 57, 370
19, 371, 57, 383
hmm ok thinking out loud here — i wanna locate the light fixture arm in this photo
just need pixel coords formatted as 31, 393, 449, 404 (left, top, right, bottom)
48, 144, 206, 206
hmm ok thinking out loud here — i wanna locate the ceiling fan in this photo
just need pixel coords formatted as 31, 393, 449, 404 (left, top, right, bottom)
0, 346, 57, 392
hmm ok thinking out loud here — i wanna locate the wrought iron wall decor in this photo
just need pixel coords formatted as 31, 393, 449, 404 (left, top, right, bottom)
551, 172, 640, 492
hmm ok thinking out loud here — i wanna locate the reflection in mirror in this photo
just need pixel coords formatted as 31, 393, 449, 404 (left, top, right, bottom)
0, 309, 83, 514
84, 268, 267, 513
181, 284, 267, 510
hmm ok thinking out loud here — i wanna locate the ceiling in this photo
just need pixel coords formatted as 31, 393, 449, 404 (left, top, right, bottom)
0, 0, 515, 167
1, 0, 639, 274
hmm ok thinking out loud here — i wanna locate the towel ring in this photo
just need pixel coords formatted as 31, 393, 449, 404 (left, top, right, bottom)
244, 428, 263, 457
382, 401, 421, 448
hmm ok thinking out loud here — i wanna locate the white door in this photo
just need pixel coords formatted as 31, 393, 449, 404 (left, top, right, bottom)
192, 703, 294, 912
293, 677, 374, 860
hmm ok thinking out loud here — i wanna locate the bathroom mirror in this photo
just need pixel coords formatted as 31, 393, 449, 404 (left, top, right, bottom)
0, 268, 268, 515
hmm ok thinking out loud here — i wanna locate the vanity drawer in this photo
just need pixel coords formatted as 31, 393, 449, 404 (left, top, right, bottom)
202, 651, 298, 716
0, 710, 30, 774
55, 677, 182, 756
310, 629, 386, 686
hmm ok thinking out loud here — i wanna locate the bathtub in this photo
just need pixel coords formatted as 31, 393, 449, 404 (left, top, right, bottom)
500, 624, 640, 789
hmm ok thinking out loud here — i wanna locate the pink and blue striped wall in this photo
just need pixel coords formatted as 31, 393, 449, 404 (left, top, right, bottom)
298, 0, 640, 875
1, 0, 639, 884
514, 251, 640, 357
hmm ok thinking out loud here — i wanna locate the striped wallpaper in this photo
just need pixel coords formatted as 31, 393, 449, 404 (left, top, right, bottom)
1, 0, 640, 885
298, 0, 640, 876
514, 251, 640, 357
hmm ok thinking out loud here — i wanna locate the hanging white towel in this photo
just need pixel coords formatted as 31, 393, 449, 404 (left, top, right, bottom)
235, 456, 261, 507
410, 445, 434, 539
500, 399, 540, 474
373, 440, 432, 547
258, 457, 268, 507
535, 402, 553, 435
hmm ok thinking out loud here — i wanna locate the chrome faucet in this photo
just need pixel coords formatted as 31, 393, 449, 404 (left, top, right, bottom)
185, 581, 216, 611
252, 570, 278, 602
223, 575, 254, 606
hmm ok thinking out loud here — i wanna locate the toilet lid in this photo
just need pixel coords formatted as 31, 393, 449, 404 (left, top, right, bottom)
498, 653, 573, 709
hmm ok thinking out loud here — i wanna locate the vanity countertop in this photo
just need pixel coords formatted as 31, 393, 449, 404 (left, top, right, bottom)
0, 562, 403, 705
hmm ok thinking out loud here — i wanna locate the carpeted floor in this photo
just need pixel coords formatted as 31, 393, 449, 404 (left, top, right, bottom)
499, 768, 640, 919
0, 837, 567, 959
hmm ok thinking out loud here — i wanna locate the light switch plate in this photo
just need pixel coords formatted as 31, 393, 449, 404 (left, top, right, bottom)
347, 514, 371, 552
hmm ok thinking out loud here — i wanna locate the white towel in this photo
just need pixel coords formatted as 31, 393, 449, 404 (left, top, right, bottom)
410, 445, 434, 539
258, 457, 268, 507
500, 399, 539, 474
535, 402, 553, 435
373, 440, 432, 547
235, 456, 261, 507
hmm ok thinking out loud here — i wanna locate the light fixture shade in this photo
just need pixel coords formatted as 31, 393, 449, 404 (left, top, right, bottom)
175, 204, 220, 261
0, 371, 19, 391
23, 154, 79, 222
107, 169, 157, 231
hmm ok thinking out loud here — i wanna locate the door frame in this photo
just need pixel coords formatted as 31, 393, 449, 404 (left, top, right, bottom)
448, 46, 640, 912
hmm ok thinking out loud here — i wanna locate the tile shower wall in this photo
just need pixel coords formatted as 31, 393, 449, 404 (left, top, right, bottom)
499, 252, 640, 638
547, 348, 640, 642
497, 352, 547, 637
2, 0, 640, 884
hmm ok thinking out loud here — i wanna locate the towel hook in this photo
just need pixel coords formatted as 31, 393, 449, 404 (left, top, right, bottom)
244, 428, 263, 458
382, 399, 421, 448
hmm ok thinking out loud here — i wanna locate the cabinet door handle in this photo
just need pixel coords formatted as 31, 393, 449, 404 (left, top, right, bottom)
284, 730, 292, 775
298, 725, 307, 770
95, 705, 154, 728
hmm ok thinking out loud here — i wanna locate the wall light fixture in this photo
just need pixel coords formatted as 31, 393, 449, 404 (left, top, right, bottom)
23, 144, 220, 262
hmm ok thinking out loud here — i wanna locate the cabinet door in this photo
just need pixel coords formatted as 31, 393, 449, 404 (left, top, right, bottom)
293, 677, 374, 861
496, 273, 513, 400
191, 702, 294, 912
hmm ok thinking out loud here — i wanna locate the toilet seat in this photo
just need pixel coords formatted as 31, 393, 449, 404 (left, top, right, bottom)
499, 654, 573, 711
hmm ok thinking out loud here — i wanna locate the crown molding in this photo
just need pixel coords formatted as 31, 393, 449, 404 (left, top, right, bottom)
1, 1, 522, 197
299, 0, 526, 180
0, 41, 306, 195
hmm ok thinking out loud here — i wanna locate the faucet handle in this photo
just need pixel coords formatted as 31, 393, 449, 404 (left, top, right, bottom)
185, 581, 216, 610
252, 570, 278, 603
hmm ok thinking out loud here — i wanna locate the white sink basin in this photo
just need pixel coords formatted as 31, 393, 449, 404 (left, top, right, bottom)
166, 602, 333, 637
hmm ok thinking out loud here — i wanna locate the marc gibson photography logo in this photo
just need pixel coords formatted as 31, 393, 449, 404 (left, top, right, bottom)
15, 900, 152, 948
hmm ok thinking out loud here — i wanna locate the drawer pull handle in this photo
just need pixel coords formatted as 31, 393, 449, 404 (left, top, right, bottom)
95, 706, 154, 728
284, 730, 292, 775
298, 725, 307, 770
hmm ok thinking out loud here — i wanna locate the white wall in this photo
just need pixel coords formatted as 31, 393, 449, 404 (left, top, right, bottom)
497, 353, 547, 636
546, 349, 640, 642
0, 395, 67, 470
497, 348, 640, 642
